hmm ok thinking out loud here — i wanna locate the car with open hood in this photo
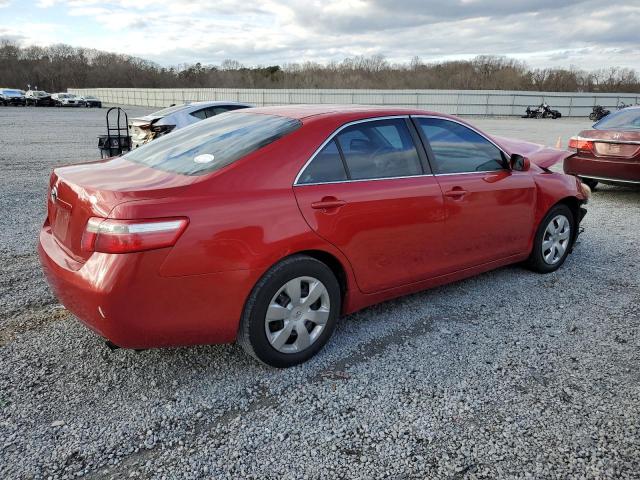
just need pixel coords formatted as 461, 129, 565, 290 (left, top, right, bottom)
39, 106, 589, 367
128, 101, 252, 148
565, 106, 640, 188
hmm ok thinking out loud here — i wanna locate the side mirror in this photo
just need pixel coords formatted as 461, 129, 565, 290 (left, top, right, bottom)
509, 154, 530, 172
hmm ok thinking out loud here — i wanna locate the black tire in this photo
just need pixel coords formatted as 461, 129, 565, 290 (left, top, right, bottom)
238, 255, 341, 368
581, 178, 598, 190
526, 204, 575, 273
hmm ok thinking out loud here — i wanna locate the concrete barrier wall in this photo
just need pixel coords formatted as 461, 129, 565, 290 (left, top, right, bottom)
68, 87, 640, 117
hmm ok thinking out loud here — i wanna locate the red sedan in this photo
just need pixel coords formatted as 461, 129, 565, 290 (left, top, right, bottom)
565, 106, 640, 188
39, 106, 589, 367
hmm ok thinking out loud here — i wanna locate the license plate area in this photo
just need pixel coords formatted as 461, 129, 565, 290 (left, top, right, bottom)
594, 142, 639, 158
52, 205, 71, 242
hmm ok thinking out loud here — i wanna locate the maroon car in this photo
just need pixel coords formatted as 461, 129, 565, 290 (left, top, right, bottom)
565, 107, 640, 188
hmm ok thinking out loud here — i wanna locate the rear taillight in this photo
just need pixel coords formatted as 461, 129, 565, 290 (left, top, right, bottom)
568, 137, 594, 152
81, 217, 188, 253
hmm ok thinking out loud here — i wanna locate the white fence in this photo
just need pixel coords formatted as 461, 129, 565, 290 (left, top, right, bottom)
68, 87, 640, 117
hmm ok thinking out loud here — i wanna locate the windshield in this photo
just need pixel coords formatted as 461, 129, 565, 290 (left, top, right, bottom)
594, 109, 640, 130
123, 112, 301, 176
3, 90, 22, 97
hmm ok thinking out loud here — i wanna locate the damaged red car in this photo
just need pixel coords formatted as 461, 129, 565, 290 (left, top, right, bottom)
39, 106, 589, 367
565, 106, 640, 188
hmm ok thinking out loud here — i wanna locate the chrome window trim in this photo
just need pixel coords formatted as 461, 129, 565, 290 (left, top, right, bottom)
295, 173, 436, 187
293, 115, 422, 186
293, 114, 513, 186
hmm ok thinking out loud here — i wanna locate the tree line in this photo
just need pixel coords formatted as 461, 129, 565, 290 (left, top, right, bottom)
1, 39, 639, 93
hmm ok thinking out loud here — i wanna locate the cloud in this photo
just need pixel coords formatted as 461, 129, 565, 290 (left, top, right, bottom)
8, 0, 637, 71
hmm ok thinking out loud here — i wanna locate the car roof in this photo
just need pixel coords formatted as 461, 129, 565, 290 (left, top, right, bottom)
244, 104, 442, 121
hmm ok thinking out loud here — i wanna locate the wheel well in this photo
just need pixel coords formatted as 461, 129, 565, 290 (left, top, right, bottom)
558, 196, 581, 222
296, 250, 348, 298
555, 196, 584, 248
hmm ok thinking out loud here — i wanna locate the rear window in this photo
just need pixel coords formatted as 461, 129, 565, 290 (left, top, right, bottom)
594, 109, 640, 130
123, 112, 302, 175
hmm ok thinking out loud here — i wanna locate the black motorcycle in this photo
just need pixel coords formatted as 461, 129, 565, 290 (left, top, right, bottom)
541, 103, 562, 119
523, 103, 561, 119
589, 105, 610, 121
522, 105, 541, 118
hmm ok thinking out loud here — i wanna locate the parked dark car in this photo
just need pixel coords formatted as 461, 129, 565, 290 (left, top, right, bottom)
1, 89, 26, 106
25, 90, 54, 107
80, 95, 102, 108
566, 106, 640, 188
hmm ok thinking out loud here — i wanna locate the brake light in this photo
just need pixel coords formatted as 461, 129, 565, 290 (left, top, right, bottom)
568, 137, 594, 152
81, 217, 188, 253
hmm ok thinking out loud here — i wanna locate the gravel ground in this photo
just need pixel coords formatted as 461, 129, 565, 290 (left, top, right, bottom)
0, 107, 638, 479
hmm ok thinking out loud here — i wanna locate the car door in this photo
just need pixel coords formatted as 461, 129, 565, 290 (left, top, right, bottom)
413, 116, 536, 271
293, 117, 447, 294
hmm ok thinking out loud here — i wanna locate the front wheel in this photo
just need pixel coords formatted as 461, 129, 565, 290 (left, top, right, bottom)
526, 204, 575, 273
238, 255, 341, 368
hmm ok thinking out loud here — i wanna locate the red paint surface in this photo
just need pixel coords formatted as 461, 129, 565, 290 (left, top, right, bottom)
39, 107, 587, 348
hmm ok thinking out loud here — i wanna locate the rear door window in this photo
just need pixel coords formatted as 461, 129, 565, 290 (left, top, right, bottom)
123, 112, 301, 176
335, 118, 422, 180
297, 140, 347, 184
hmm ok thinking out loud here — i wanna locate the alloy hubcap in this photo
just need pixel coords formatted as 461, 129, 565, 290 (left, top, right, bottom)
542, 214, 571, 265
264, 276, 330, 354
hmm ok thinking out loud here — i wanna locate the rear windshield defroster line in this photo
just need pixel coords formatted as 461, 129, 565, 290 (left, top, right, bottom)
123, 112, 302, 176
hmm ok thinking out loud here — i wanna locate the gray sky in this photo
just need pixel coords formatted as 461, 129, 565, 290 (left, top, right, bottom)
1, 0, 639, 71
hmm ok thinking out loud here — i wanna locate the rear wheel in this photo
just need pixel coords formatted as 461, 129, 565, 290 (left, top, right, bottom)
526, 204, 575, 273
238, 255, 341, 368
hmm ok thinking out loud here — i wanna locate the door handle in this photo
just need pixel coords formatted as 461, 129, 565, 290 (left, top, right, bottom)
311, 197, 346, 210
444, 188, 468, 199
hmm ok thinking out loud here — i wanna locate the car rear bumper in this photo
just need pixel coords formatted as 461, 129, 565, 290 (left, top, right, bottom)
564, 155, 640, 184
38, 223, 259, 349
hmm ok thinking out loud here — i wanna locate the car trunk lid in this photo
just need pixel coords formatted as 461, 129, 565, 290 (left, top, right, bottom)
577, 129, 640, 159
48, 156, 200, 263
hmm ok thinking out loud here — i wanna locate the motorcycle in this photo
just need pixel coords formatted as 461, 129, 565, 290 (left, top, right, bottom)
589, 105, 610, 121
540, 103, 562, 119
522, 103, 561, 119
616, 102, 635, 110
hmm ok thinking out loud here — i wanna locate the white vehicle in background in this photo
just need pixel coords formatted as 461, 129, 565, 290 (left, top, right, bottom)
128, 101, 252, 148
51, 93, 82, 107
